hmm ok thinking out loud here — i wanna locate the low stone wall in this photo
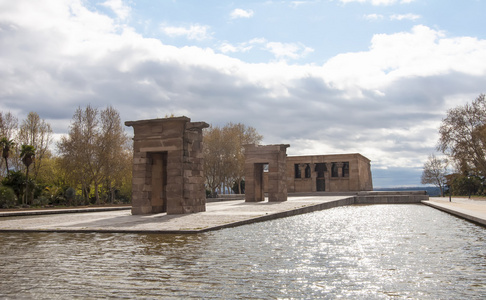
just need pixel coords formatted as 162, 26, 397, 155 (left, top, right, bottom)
288, 191, 429, 204
206, 194, 245, 202
355, 191, 429, 204
209, 191, 430, 204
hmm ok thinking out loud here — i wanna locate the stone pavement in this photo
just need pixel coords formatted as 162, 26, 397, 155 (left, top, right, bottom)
0, 196, 355, 234
422, 197, 486, 226
2, 195, 484, 234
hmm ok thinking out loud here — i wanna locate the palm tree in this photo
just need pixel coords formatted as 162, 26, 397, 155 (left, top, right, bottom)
20, 144, 35, 205
0, 137, 15, 173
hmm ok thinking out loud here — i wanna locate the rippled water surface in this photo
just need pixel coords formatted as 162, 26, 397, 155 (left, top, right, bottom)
1, 204, 486, 299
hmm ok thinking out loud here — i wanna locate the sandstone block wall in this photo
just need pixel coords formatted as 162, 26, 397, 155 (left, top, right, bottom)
244, 144, 290, 202
126, 117, 208, 215
286, 153, 373, 193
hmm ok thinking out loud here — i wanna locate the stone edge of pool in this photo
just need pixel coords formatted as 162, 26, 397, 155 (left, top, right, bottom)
0, 206, 132, 218
2, 192, 485, 233
0, 191, 438, 234
421, 200, 486, 227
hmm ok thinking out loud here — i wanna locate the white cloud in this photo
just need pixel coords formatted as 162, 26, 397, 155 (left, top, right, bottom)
290, 1, 312, 8
265, 42, 314, 60
219, 42, 252, 53
322, 25, 486, 90
161, 24, 211, 41
364, 13, 420, 21
100, 0, 131, 20
340, 0, 415, 5
390, 13, 420, 21
1, 0, 486, 187
249, 38, 267, 44
230, 8, 254, 19
218, 39, 314, 62
218, 38, 266, 54
364, 14, 384, 21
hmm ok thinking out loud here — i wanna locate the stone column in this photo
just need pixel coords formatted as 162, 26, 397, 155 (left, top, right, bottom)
336, 162, 344, 178
310, 163, 317, 192
325, 163, 332, 192
299, 163, 306, 178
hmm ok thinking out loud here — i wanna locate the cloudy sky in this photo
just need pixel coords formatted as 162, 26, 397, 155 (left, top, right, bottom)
1, 0, 486, 187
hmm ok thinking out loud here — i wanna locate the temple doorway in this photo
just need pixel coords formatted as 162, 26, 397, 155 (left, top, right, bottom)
252, 163, 267, 201
315, 163, 327, 192
316, 178, 325, 192
150, 152, 167, 213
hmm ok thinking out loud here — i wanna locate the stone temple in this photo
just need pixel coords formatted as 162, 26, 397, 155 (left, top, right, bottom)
125, 116, 373, 214
245, 144, 373, 202
286, 153, 373, 193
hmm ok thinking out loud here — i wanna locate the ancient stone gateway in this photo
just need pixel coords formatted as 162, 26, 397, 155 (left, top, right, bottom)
244, 144, 290, 202
125, 117, 209, 215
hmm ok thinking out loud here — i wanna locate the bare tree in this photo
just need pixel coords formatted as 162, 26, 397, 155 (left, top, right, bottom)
18, 112, 53, 180
0, 112, 18, 177
421, 154, 449, 197
0, 112, 18, 141
58, 106, 100, 203
58, 105, 130, 204
99, 106, 130, 203
438, 94, 486, 176
203, 123, 262, 196
203, 126, 225, 196
225, 123, 262, 194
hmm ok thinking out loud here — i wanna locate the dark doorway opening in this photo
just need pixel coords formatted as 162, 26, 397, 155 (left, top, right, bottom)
316, 178, 325, 191
150, 152, 167, 213
315, 163, 327, 192
253, 163, 268, 201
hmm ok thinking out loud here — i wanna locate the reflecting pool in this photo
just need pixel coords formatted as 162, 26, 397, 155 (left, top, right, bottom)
1, 204, 485, 299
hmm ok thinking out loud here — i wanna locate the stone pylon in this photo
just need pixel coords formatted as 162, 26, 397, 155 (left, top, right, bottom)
244, 144, 290, 202
125, 117, 209, 215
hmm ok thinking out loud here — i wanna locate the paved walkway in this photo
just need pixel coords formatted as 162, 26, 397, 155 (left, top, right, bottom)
422, 197, 486, 226
0, 196, 355, 234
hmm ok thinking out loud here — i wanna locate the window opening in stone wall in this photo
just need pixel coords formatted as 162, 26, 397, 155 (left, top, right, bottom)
294, 164, 301, 178
343, 162, 349, 177
315, 163, 327, 178
305, 164, 311, 178
331, 163, 338, 177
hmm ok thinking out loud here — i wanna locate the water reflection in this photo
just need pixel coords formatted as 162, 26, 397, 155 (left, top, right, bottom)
1, 204, 485, 299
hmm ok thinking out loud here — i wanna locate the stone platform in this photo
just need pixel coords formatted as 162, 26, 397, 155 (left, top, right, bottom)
0, 196, 355, 234
2, 194, 486, 234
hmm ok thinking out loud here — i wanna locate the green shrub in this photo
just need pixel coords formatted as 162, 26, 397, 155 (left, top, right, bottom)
32, 196, 50, 207
65, 187, 76, 205
1, 171, 25, 201
0, 186, 17, 208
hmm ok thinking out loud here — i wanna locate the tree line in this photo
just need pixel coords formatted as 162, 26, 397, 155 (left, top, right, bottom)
422, 94, 486, 197
0, 106, 132, 208
0, 106, 263, 208
203, 123, 262, 197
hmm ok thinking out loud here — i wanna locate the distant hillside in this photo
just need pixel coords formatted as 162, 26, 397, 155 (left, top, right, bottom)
374, 186, 442, 197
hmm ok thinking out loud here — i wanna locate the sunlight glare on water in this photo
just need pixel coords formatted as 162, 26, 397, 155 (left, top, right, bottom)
0, 204, 485, 299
